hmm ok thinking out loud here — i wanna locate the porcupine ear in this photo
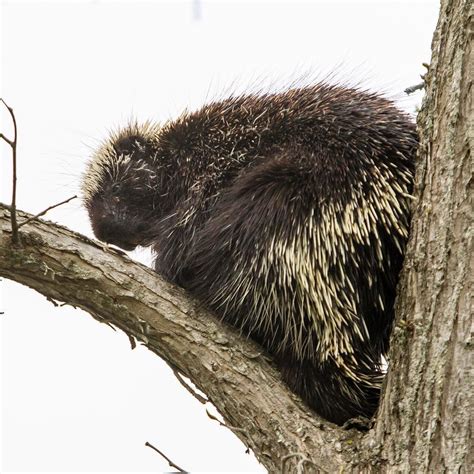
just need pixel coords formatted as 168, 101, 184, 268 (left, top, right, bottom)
114, 134, 155, 161
112, 122, 160, 163
114, 135, 143, 155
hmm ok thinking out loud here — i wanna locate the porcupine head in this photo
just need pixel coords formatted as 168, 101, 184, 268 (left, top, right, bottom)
81, 122, 167, 251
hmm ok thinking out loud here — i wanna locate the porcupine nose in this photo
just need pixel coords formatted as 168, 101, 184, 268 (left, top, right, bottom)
94, 216, 138, 251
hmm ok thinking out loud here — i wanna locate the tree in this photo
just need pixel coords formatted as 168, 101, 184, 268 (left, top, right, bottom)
1, 0, 471, 470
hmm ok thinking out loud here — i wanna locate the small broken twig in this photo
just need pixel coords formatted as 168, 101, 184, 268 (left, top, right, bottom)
145, 441, 187, 472
173, 370, 208, 404
128, 333, 137, 350
0, 98, 19, 244
404, 82, 424, 95
18, 195, 77, 228
205, 408, 247, 434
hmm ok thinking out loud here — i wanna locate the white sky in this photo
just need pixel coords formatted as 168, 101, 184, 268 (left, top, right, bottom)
1, 1, 439, 472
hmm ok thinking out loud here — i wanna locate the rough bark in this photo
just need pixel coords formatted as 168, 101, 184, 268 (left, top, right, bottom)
1, 0, 471, 471
365, 0, 473, 471
0, 205, 357, 473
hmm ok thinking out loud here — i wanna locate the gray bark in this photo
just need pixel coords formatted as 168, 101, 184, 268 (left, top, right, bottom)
0, 206, 355, 473
1, 0, 471, 471
365, 0, 473, 470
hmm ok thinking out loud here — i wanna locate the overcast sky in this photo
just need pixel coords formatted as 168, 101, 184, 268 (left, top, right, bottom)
1, 1, 439, 472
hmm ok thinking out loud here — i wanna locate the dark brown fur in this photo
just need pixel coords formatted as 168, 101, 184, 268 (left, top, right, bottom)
82, 83, 417, 425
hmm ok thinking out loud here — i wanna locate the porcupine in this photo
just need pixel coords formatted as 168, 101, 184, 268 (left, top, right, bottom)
82, 82, 417, 425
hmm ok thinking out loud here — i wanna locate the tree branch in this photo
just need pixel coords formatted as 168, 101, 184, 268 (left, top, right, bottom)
0, 203, 358, 472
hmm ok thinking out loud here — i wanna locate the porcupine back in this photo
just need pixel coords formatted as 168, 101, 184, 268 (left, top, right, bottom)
148, 83, 417, 425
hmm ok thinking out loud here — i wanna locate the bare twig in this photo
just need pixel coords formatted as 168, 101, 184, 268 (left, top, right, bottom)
18, 195, 77, 228
0, 132, 13, 146
173, 369, 208, 404
46, 296, 60, 307
0, 98, 19, 244
205, 408, 248, 434
128, 333, 137, 350
404, 82, 424, 95
145, 441, 187, 472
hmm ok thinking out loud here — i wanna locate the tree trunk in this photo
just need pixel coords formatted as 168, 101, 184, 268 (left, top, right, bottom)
366, 0, 473, 470
0, 0, 471, 471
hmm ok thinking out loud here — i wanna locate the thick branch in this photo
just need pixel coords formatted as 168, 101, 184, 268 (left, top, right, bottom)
0, 204, 358, 472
